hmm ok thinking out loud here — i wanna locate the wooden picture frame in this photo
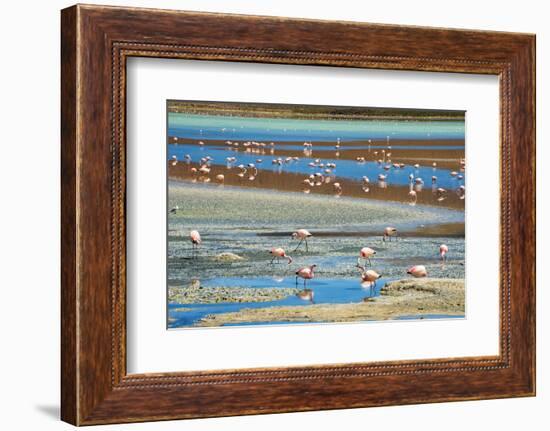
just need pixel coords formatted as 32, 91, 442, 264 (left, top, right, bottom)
61, 4, 536, 425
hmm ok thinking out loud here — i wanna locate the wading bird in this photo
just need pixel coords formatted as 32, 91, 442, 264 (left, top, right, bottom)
358, 247, 376, 266
291, 229, 313, 252
383, 227, 398, 242
189, 230, 201, 257
269, 247, 293, 264
457, 185, 466, 200
169, 205, 179, 214
407, 265, 427, 278
236, 164, 247, 178
295, 264, 317, 287
439, 244, 449, 261
408, 190, 417, 205
356, 265, 382, 287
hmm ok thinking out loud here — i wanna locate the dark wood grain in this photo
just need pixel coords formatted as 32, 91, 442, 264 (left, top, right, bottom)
60, 5, 78, 425
61, 4, 535, 425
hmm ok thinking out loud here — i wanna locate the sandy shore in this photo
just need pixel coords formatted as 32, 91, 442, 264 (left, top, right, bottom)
195, 278, 465, 326
169, 282, 299, 304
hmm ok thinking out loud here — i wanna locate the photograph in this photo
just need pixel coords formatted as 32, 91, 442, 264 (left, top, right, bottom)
166, 100, 466, 328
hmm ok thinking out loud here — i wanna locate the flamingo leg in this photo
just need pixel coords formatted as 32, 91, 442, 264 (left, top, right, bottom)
293, 238, 303, 252
368, 257, 372, 266
295, 276, 298, 286
305, 238, 309, 252
270, 256, 275, 264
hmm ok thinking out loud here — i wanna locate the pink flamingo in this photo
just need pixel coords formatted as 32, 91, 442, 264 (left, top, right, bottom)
295, 264, 317, 287
383, 227, 398, 242
357, 265, 382, 294
269, 247, 293, 264
189, 230, 201, 257
439, 244, 449, 261
408, 190, 417, 205
407, 265, 428, 278
358, 247, 376, 266
292, 229, 312, 252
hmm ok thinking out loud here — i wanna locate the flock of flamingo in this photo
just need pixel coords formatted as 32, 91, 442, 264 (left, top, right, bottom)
171, 136, 460, 304
185, 226, 449, 303
169, 137, 466, 204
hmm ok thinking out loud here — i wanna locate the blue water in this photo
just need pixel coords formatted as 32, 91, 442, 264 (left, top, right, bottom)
168, 144, 465, 189
168, 276, 386, 328
236, 144, 465, 151
168, 113, 464, 142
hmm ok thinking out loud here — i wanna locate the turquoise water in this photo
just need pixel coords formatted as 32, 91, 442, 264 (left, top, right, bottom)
168, 112, 465, 142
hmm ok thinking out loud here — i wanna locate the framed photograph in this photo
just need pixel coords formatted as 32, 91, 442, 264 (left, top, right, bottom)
61, 4, 536, 425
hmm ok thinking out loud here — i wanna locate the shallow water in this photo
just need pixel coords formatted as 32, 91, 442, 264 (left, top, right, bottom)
168, 276, 385, 328
168, 143, 465, 190
167, 183, 465, 328
168, 112, 464, 142
167, 109, 465, 328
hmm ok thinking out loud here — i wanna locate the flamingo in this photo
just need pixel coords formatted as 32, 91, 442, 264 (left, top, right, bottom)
407, 265, 427, 278
198, 165, 210, 175
269, 247, 293, 264
292, 229, 312, 252
408, 190, 417, 205
237, 164, 247, 178
457, 185, 466, 200
189, 230, 201, 257
215, 174, 225, 183
436, 187, 447, 201
296, 289, 315, 303
383, 227, 398, 242
295, 264, 317, 287
356, 265, 382, 293
358, 247, 376, 266
247, 163, 258, 180
439, 244, 449, 261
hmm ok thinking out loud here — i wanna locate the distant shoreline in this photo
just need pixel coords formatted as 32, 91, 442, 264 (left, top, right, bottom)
167, 100, 465, 122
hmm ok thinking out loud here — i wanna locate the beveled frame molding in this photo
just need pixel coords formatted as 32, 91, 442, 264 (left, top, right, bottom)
61, 4, 535, 425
